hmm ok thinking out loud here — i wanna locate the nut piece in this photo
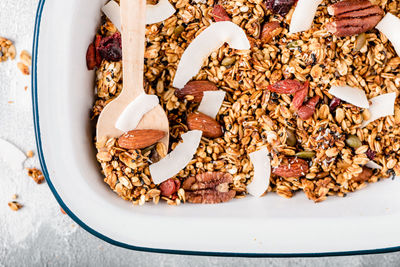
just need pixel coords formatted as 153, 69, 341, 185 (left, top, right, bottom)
326, 0, 384, 37
8, 201, 22, 211
352, 167, 373, 183
260, 21, 282, 43
118, 129, 166, 150
187, 113, 223, 138
272, 157, 309, 178
20, 50, 31, 66
17, 62, 30, 75
175, 80, 218, 103
27, 168, 45, 184
159, 178, 181, 197
211, 4, 231, 22
183, 172, 236, 204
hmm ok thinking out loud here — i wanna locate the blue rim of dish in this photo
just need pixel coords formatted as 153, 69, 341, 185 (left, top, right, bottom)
32, 0, 400, 258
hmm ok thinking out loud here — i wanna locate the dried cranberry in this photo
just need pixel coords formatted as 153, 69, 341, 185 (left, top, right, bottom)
366, 149, 376, 160
265, 0, 298, 16
98, 32, 122, 62
160, 178, 181, 197
329, 97, 341, 112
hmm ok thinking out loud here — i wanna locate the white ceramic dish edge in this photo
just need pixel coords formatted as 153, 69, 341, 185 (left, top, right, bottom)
33, 0, 400, 256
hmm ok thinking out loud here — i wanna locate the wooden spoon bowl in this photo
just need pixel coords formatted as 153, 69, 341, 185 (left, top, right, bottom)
96, 0, 169, 148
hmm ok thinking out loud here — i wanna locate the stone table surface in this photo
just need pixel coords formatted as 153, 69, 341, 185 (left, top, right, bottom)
1, 0, 400, 266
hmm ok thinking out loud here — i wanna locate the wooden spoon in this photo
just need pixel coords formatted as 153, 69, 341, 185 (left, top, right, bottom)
96, 0, 169, 148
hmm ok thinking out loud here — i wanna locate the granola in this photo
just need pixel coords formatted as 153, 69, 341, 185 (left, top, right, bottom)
91, 0, 400, 204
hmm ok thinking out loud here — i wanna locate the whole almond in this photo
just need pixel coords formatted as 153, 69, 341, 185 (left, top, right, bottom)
272, 157, 309, 178
118, 129, 166, 150
187, 113, 223, 138
175, 81, 218, 103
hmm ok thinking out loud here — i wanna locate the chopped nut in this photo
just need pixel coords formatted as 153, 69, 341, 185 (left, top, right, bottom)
8, 201, 22, 211
17, 62, 30, 75
20, 50, 32, 66
26, 150, 34, 158
27, 168, 45, 184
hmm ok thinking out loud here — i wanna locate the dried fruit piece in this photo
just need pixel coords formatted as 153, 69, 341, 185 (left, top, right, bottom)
328, 85, 369, 109
376, 13, 400, 57
272, 157, 309, 178
352, 167, 373, 183
289, 0, 323, 34
183, 172, 236, 204
326, 0, 384, 37
292, 81, 309, 109
118, 129, 166, 150
160, 178, 181, 197
98, 32, 122, 62
94, 34, 103, 66
329, 97, 341, 112
175, 80, 218, 103
197, 91, 226, 119
362, 93, 396, 128
260, 21, 282, 43
297, 96, 320, 120
366, 148, 376, 160
248, 148, 271, 197
267, 79, 304, 94
187, 113, 223, 138
211, 5, 231, 22
27, 168, 45, 184
265, 0, 298, 17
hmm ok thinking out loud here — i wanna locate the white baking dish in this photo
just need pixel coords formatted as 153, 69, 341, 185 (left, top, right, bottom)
32, 0, 400, 256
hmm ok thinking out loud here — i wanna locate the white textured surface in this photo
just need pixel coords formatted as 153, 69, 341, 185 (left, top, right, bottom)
1, 0, 400, 265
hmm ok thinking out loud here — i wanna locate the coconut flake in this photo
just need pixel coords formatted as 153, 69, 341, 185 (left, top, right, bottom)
376, 13, 400, 56
149, 130, 202, 184
289, 0, 323, 34
102, 0, 176, 31
365, 160, 382, 170
197, 91, 226, 118
115, 93, 159, 132
362, 92, 397, 128
247, 148, 271, 197
328, 86, 369, 109
173, 21, 250, 89
0, 138, 27, 171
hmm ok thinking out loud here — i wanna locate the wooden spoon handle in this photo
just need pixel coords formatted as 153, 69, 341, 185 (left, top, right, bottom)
120, 0, 146, 99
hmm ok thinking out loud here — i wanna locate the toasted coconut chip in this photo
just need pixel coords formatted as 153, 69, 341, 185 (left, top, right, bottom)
362, 92, 397, 128
376, 13, 400, 56
149, 130, 202, 184
173, 21, 250, 89
197, 91, 226, 118
328, 86, 369, 109
0, 138, 27, 171
102, 0, 175, 31
247, 148, 271, 197
115, 93, 159, 132
365, 160, 382, 170
289, 0, 323, 34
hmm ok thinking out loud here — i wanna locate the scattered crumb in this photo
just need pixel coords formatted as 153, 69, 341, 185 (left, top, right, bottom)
60, 207, 66, 214
24, 86, 28, 91
8, 201, 22, 211
20, 50, 31, 66
8, 101, 14, 104
11, 194, 18, 200
27, 168, 45, 184
17, 62, 30, 75
26, 150, 34, 158
0, 37, 16, 62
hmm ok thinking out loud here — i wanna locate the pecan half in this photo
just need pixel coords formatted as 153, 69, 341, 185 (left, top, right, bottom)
183, 172, 236, 204
326, 0, 384, 37
272, 157, 309, 178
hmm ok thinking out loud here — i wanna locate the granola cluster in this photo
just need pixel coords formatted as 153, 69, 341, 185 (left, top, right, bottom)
91, 0, 400, 204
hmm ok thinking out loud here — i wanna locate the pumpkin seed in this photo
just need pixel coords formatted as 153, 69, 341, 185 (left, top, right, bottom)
346, 135, 362, 149
295, 151, 316, 159
286, 130, 297, 147
174, 25, 184, 36
221, 56, 236, 66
